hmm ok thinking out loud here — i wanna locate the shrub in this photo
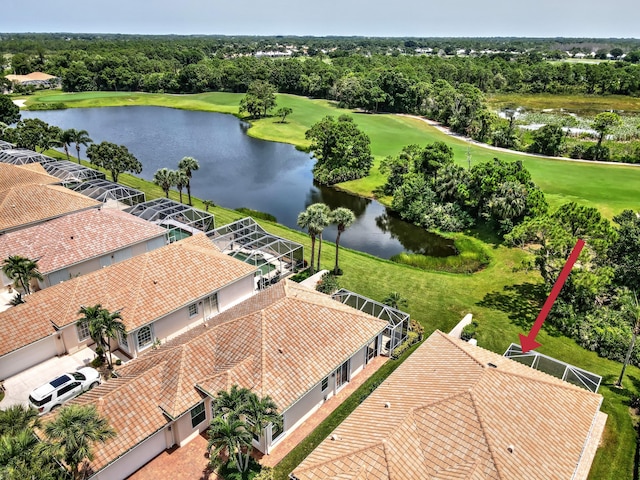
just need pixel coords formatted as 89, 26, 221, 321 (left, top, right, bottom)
390, 235, 491, 274
27, 102, 67, 111
410, 319, 424, 339
234, 207, 277, 222
461, 320, 479, 341
90, 356, 104, 368
290, 270, 312, 283
391, 331, 419, 359
316, 272, 340, 294
569, 144, 586, 159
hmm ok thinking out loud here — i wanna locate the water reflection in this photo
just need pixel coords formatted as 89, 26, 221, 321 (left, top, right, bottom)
375, 212, 457, 256
23, 106, 455, 259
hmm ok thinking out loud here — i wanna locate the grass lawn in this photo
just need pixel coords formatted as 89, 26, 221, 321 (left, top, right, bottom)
36, 90, 640, 479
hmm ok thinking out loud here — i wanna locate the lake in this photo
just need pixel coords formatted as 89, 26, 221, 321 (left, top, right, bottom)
22, 106, 456, 259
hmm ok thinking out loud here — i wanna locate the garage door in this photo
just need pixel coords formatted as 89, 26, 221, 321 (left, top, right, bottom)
92, 428, 168, 479
0, 336, 58, 380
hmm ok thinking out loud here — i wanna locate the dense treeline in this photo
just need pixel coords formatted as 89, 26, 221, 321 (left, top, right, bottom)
7, 50, 640, 97
3, 35, 640, 97
504, 206, 640, 368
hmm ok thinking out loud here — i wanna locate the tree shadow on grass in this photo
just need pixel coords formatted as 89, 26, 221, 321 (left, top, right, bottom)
477, 282, 562, 334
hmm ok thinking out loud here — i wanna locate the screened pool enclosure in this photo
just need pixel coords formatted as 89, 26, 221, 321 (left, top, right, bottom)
42, 160, 106, 185
71, 179, 146, 208
331, 289, 410, 355
504, 343, 602, 393
209, 217, 304, 288
0, 148, 56, 165
125, 198, 215, 239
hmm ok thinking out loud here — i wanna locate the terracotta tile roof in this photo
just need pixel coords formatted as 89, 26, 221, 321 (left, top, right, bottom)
65, 280, 388, 473
5, 72, 57, 82
0, 234, 257, 356
0, 163, 59, 191
0, 209, 166, 276
0, 184, 101, 232
293, 331, 604, 480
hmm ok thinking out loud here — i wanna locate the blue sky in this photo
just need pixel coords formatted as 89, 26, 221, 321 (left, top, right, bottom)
3, 0, 639, 38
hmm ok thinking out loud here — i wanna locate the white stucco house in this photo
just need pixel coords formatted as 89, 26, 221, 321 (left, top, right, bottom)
54, 280, 388, 479
0, 234, 258, 380
0, 208, 168, 291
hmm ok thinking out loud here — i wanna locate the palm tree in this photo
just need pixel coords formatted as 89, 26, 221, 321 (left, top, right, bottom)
297, 208, 320, 276
207, 416, 252, 473
0, 405, 41, 437
202, 200, 215, 212
615, 290, 640, 388
2, 255, 43, 295
178, 156, 200, 206
174, 169, 188, 204
212, 385, 251, 419
330, 207, 355, 275
209, 386, 279, 473
297, 203, 330, 276
383, 292, 408, 310
99, 309, 126, 370
241, 393, 281, 441
77, 304, 107, 359
69, 129, 92, 164
0, 428, 40, 467
60, 128, 75, 161
153, 168, 175, 198
312, 204, 331, 273
43, 404, 116, 480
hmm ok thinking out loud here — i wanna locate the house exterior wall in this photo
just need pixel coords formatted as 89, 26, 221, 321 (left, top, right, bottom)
171, 397, 212, 447
271, 344, 372, 452
152, 306, 199, 347
0, 336, 58, 380
217, 275, 255, 311
42, 236, 166, 289
89, 428, 168, 480
60, 323, 92, 355
127, 275, 256, 357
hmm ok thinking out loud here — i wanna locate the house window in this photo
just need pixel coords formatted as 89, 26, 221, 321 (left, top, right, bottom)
136, 325, 153, 350
202, 293, 219, 319
188, 303, 198, 317
119, 331, 129, 352
77, 321, 90, 341
190, 403, 206, 428
321, 377, 329, 391
271, 415, 284, 441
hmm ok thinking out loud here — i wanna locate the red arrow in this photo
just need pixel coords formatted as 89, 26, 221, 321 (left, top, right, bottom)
519, 239, 586, 353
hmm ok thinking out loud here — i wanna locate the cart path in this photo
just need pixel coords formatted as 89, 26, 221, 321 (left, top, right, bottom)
397, 114, 640, 167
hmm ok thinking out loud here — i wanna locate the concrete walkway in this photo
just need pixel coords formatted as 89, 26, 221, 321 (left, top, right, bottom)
299, 270, 329, 290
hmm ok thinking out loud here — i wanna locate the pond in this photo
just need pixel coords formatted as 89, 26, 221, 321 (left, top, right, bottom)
22, 106, 456, 259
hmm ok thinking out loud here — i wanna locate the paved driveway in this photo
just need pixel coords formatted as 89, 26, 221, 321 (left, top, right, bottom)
1, 348, 95, 409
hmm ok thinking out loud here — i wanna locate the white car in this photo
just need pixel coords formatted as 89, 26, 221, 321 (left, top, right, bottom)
28, 367, 101, 414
